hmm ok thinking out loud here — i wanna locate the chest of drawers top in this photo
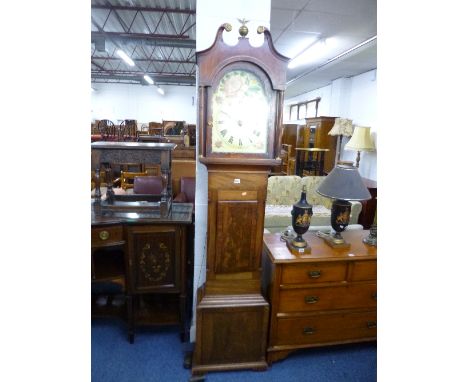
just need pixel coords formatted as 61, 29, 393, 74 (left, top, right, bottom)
263, 230, 376, 265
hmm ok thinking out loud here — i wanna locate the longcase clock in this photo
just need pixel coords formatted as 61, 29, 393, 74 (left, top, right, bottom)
191, 23, 289, 376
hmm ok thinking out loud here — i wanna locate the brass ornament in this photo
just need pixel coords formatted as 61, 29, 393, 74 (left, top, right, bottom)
223, 23, 232, 32
99, 230, 109, 240
257, 26, 266, 34
237, 18, 249, 37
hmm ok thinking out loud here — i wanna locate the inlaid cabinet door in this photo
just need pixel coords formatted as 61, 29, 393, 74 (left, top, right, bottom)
214, 199, 260, 273
126, 225, 182, 293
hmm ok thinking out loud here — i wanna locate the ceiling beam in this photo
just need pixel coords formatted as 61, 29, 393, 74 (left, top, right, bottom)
91, 5, 196, 15
91, 31, 195, 49
91, 73, 195, 85
91, 56, 195, 64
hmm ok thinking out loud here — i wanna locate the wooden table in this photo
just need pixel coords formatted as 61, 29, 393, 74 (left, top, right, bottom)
294, 147, 330, 176
262, 229, 377, 363
91, 202, 194, 343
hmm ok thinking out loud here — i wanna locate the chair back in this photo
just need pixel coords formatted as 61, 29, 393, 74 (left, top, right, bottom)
97, 119, 115, 140
180, 177, 196, 203
133, 176, 164, 194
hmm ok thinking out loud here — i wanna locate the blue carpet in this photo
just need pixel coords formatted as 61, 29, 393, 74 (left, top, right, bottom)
92, 319, 376, 382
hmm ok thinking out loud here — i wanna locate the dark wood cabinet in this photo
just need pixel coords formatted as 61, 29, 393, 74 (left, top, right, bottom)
299, 117, 337, 174
91, 203, 193, 343
262, 230, 377, 364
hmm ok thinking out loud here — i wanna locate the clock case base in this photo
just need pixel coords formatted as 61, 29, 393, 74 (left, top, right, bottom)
191, 286, 269, 376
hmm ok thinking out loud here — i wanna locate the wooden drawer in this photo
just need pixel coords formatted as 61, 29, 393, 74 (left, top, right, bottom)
281, 262, 347, 285
350, 260, 377, 281
279, 284, 377, 313
91, 225, 124, 248
275, 311, 377, 346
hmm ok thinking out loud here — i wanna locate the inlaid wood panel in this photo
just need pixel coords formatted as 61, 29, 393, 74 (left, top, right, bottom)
215, 200, 259, 273
126, 225, 181, 293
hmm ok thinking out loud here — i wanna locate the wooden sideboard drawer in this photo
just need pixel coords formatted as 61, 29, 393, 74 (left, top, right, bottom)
275, 311, 377, 346
279, 284, 377, 313
281, 262, 347, 285
91, 225, 124, 247
350, 260, 377, 281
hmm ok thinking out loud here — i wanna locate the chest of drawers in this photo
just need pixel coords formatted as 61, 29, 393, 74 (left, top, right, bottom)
262, 230, 377, 364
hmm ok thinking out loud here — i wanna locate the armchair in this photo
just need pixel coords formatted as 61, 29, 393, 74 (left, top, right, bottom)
173, 177, 195, 204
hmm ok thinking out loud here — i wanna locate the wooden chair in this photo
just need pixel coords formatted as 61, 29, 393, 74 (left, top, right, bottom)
118, 120, 138, 141
97, 119, 116, 141
120, 170, 148, 190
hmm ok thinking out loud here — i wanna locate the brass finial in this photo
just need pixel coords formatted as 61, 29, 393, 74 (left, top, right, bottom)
223, 23, 232, 32
237, 18, 249, 37
257, 25, 266, 34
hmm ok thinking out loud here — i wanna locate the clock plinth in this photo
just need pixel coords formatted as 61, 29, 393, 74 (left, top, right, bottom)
192, 23, 289, 376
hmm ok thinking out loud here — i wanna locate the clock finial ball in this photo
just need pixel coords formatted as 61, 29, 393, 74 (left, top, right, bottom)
237, 18, 249, 37
223, 23, 232, 32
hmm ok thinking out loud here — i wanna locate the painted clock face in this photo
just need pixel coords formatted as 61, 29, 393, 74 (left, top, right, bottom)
211, 70, 270, 154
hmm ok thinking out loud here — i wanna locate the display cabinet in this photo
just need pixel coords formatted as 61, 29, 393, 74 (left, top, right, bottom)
297, 117, 337, 174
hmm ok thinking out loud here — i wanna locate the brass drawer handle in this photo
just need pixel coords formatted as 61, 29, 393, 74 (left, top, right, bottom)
305, 296, 319, 304
99, 230, 110, 241
367, 321, 377, 329
308, 270, 321, 279
372, 292, 377, 300
303, 327, 316, 335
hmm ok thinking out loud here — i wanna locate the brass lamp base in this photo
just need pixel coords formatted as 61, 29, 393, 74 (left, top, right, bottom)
286, 239, 311, 255
316, 231, 350, 249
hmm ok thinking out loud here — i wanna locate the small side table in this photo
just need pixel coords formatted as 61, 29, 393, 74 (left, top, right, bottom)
358, 178, 377, 229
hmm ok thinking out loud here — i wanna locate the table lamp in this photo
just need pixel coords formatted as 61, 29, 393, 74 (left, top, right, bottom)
344, 126, 375, 168
316, 164, 371, 248
328, 118, 353, 165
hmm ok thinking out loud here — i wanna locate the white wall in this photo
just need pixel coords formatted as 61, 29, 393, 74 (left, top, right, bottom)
284, 69, 377, 180
91, 83, 196, 124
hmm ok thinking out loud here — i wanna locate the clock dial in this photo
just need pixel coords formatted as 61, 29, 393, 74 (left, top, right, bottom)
211, 70, 270, 154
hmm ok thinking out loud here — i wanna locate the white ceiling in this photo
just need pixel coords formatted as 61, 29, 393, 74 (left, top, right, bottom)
270, 0, 377, 97
90, 0, 377, 97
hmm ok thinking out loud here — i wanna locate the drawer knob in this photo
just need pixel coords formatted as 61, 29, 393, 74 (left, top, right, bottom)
99, 230, 110, 241
305, 296, 319, 304
303, 327, 316, 335
308, 270, 321, 279
367, 321, 377, 329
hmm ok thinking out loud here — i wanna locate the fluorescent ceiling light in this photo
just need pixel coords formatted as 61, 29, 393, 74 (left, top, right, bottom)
288, 38, 336, 69
143, 75, 154, 85
116, 49, 135, 67
157, 86, 165, 95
